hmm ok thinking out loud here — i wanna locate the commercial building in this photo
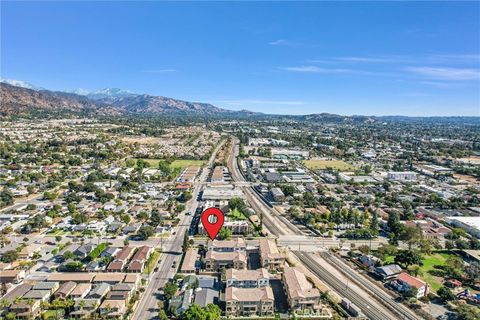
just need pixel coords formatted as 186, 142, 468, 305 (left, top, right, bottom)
445, 216, 480, 238
387, 171, 417, 182
202, 187, 244, 201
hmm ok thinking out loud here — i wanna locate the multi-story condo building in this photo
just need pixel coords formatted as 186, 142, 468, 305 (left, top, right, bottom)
204, 251, 247, 271
283, 267, 322, 313
225, 287, 275, 317
225, 268, 269, 288
259, 238, 284, 271
207, 238, 246, 253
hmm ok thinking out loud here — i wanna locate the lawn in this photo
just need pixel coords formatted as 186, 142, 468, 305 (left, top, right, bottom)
383, 252, 451, 292
136, 159, 205, 169
144, 250, 161, 275
45, 229, 67, 236
43, 310, 65, 319
420, 252, 451, 292
303, 159, 355, 171
169, 160, 205, 169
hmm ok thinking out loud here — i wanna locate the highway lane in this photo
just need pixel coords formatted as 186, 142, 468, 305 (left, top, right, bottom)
131, 141, 223, 320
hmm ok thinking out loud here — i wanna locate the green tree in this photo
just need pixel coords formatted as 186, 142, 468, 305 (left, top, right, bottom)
437, 286, 455, 302
159, 309, 168, 320
228, 197, 246, 212
217, 227, 232, 240
182, 233, 190, 253
0, 250, 18, 263
137, 226, 155, 240
394, 250, 422, 268
164, 282, 178, 300
457, 304, 480, 320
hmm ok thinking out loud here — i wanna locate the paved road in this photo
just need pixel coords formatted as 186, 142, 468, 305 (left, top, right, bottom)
131, 141, 223, 320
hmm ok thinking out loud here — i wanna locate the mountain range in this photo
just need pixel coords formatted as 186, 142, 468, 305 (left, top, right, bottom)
0, 79, 251, 117
0, 79, 478, 124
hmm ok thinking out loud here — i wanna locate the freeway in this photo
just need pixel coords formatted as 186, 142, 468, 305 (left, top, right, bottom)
294, 251, 400, 320
131, 141, 224, 320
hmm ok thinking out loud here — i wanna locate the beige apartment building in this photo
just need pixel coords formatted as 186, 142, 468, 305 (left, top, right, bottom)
259, 238, 285, 271
283, 267, 322, 313
204, 251, 247, 271
225, 286, 275, 317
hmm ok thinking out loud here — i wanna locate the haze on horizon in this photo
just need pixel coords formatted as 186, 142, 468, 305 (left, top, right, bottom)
1, 1, 479, 117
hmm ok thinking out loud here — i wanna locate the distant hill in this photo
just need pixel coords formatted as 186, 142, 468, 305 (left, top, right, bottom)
0, 83, 117, 116
1, 79, 478, 123
0, 82, 257, 117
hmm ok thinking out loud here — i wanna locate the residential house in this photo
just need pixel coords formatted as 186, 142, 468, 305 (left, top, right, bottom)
23, 289, 51, 302
391, 272, 429, 298
107, 246, 134, 272
180, 248, 198, 274
0, 270, 25, 284
375, 264, 403, 280
194, 288, 219, 308
32, 281, 60, 294
9, 300, 41, 319
54, 281, 77, 299
127, 246, 152, 273
0, 283, 32, 305
71, 299, 100, 318
87, 283, 111, 299
73, 244, 94, 259
99, 299, 126, 318
70, 283, 92, 300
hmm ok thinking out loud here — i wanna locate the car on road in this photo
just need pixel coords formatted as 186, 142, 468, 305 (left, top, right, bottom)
172, 261, 177, 268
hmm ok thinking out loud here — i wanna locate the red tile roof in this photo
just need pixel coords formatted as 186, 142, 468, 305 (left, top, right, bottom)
397, 272, 426, 289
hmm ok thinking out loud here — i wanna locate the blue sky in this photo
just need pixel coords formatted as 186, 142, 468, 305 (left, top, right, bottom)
1, 1, 479, 116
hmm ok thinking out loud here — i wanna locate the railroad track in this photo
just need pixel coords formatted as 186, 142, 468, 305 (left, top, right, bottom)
294, 251, 398, 320
320, 252, 420, 320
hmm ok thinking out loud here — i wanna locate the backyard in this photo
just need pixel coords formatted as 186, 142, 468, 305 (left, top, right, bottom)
385, 251, 453, 292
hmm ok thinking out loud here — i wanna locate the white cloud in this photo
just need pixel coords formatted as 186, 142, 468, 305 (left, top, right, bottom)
268, 39, 298, 46
142, 69, 177, 73
333, 56, 393, 63
405, 67, 480, 80
278, 66, 352, 73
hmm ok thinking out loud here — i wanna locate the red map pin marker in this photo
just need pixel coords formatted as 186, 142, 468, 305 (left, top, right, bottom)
201, 207, 224, 240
